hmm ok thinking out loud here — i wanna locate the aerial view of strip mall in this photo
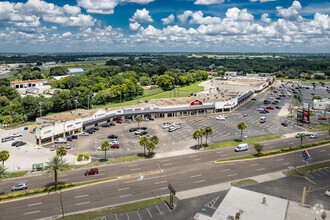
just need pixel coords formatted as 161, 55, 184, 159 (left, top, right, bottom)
0, 0, 329, 219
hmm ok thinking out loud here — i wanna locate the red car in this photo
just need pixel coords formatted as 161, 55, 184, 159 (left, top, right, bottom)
116, 120, 123, 124
318, 117, 327, 120
266, 106, 274, 109
276, 97, 281, 100
111, 144, 120, 149
84, 168, 99, 175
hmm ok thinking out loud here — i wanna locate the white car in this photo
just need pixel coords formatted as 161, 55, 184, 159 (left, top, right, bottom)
310, 134, 318, 139
325, 189, 330, 197
216, 116, 226, 121
162, 123, 171, 129
11, 133, 22, 138
80, 132, 89, 136
110, 139, 119, 144
168, 126, 178, 132
55, 138, 67, 144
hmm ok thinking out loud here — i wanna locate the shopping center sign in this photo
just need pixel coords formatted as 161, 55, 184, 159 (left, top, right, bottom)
190, 99, 203, 106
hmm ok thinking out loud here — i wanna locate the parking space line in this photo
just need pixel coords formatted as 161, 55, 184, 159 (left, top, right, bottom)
319, 170, 327, 175
312, 171, 322, 177
136, 211, 142, 220
156, 204, 163, 215
304, 177, 316, 185
146, 208, 152, 218
191, 174, 202, 178
256, 168, 265, 171
304, 173, 315, 179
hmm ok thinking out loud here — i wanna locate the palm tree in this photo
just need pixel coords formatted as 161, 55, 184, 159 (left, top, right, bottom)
135, 115, 142, 128
101, 140, 111, 161
43, 156, 69, 186
200, 128, 205, 147
269, 86, 274, 95
150, 135, 159, 155
0, 165, 8, 181
295, 133, 306, 170
139, 136, 149, 156
0, 150, 10, 166
146, 142, 155, 157
237, 121, 247, 141
299, 133, 305, 147
204, 126, 213, 146
56, 146, 67, 157
193, 130, 202, 149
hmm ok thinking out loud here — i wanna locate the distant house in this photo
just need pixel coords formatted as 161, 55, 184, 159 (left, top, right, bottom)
67, 68, 84, 75
313, 99, 330, 110
225, 71, 237, 77
299, 72, 309, 77
50, 75, 71, 81
207, 72, 218, 77
10, 79, 48, 89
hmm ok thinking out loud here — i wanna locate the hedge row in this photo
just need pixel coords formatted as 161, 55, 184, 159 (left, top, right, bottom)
0, 183, 76, 201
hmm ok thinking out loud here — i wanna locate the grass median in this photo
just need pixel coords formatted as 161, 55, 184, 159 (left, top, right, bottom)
216, 139, 330, 162
207, 134, 281, 150
283, 161, 330, 176
57, 195, 179, 220
231, 179, 258, 187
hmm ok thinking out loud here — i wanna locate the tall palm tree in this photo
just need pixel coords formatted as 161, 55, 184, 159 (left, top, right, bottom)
146, 142, 155, 157
101, 140, 111, 161
139, 136, 149, 156
204, 126, 213, 146
200, 128, 205, 147
237, 121, 247, 141
56, 146, 67, 157
193, 130, 202, 149
269, 86, 274, 95
135, 115, 142, 128
43, 156, 69, 186
150, 135, 159, 155
0, 165, 8, 181
0, 150, 10, 166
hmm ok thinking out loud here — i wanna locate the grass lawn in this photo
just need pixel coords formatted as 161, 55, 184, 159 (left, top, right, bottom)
58, 195, 178, 220
92, 81, 205, 109
231, 179, 258, 187
207, 134, 281, 150
311, 123, 330, 132
283, 161, 330, 176
7, 170, 28, 178
62, 60, 107, 71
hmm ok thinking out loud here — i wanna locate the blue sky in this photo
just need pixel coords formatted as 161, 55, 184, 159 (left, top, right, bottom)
0, 0, 329, 53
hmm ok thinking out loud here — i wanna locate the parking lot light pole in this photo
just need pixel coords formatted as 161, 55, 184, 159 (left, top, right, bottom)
157, 163, 162, 199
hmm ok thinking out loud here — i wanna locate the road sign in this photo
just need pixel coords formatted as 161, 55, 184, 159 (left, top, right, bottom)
168, 183, 176, 195
301, 150, 310, 160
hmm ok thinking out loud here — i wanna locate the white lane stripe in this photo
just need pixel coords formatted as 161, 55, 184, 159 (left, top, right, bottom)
24, 210, 40, 215
256, 168, 265, 171
320, 150, 326, 152
129, 168, 141, 171
162, 163, 173, 166
195, 180, 206, 183
222, 169, 231, 172
76, 201, 90, 206
74, 194, 89, 198
250, 164, 259, 166
189, 155, 197, 158
193, 158, 201, 161
191, 174, 202, 178
60, 179, 69, 182
283, 163, 290, 165
118, 187, 130, 191
276, 158, 284, 161
27, 202, 42, 206
120, 194, 132, 198
154, 181, 167, 185
124, 180, 139, 184
128, 164, 138, 167
228, 174, 237, 177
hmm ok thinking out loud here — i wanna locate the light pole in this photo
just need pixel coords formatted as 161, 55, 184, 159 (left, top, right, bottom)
157, 164, 162, 199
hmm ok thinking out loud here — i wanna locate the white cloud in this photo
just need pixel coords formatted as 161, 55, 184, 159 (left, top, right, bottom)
62, 32, 72, 37
63, 5, 81, 15
190, 11, 221, 24
194, 0, 225, 5
225, 7, 254, 21
129, 22, 141, 31
250, 0, 276, 3
161, 14, 175, 25
129, 8, 153, 23
261, 13, 271, 23
276, 0, 302, 20
77, 0, 154, 15
178, 11, 193, 23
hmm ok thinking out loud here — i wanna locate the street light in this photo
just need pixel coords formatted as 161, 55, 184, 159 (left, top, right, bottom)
157, 164, 162, 199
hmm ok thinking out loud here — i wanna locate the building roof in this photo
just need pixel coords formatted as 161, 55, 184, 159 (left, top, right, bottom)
50, 75, 71, 81
68, 68, 84, 73
11, 79, 48, 84
315, 72, 325, 76
37, 108, 93, 124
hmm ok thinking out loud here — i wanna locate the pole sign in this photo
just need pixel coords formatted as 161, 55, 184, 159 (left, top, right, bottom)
297, 109, 303, 121
168, 183, 176, 195
302, 103, 309, 123
301, 150, 310, 160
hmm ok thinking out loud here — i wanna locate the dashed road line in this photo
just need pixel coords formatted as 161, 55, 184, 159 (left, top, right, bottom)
24, 210, 40, 215
27, 202, 42, 206
193, 158, 201, 161
76, 201, 90, 206
118, 187, 130, 191
228, 174, 237, 177
154, 181, 167, 185
256, 168, 265, 171
250, 164, 259, 166
74, 194, 89, 198
195, 180, 206, 183
129, 168, 141, 171
191, 174, 202, 178
119, 194, 132, 198
221, 169, 231, 172
276, 158, 284, 161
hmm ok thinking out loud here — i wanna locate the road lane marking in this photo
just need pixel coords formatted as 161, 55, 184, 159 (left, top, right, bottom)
194, 180, 206, 183
60, 179, 69, 182
76, 201, 90, 206
228, 174, 237, 177
161, 187, 168, 190
320, 150, 326, 152
118, 187, 130, 191
190, 174, 202, 178
250, 164, 259, 166
283, 163, 290, 165
129, 168, 141, 171
74, 194, 89, 198
154, 181, 167, 185
256, 168, 265, 171
304, 177, 316, 185
24, 210, 40, 215
162, 163, 173, 166
120, 194, 132, 198
221, 169, 231, 172
193, 158, 201, 161
128, 164, 138, 167
276, 158, 284, 161
189, 155, 197, 158
124, 180, 139, 184
27, 202, 42, 206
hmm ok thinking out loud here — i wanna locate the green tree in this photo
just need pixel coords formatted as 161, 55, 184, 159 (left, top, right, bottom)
193, 129, 202, 149
312, 96, 322, 100
254, 143, 264, 156
204, 126, 213, 146
139, 136, 149, 156
146, 142, 155, 157
151, 75, 159, 85
269, 86, 274, 95
0, 165, 8, 181
43, 156, 69, 186
139, 76, 151, 86
200, 128, 206, 147
56, 146, 67, 157
101, 140, 111, 161
0, 150, 10, 166
237, 121, 247, 141
135, 115, 142, 128
293, 91, 303, 106
50, 66, 68, 76
157, 74, 175, 90
2, 115, 13, 127
150, 135, 159, 155
0, 96, 10, 107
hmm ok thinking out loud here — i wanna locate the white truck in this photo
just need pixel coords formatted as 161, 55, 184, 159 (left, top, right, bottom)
235, 143, 249, 152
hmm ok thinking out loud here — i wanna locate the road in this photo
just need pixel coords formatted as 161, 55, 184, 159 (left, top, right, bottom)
0, 132, 329, 220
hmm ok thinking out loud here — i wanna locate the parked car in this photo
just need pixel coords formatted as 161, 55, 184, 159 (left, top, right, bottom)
11, 133, 22, 138
84, 168, 99, 175
318, 117, 327, 120
142, 118, 149, 121
110, 139, 119, 145
109, 122, 116, 126
71, 135, 78, 139
129, 128, 138, 132
168, 126, 178, 132
111, 144, 120, 149
135, 130, 143, 135
55, 138, 67, 144
275, 97, 281, 100
310, 134, 318, 139
235, 144, 248, 152
123, 119, 132, 123
13, 141, 26, 147
325, 189, 330, 197
140, 131, 148, 135
91, 127, 99, 131
251, 98, 256, 100
65, 137, 72, 141
85, 129, 95, 134
147, 117, 154, 121
266, 106, 274, 109
259, 110, 267, 114
281, 122, 288, 127
243, 114, 248, 117
116, 120, 123, 124
107, 134, 118, 139
66, 144, 72, 149
271, 101, 278, 105
162, 123, 171, 129
50, 146, 56, 151
1, 136, 14, 142
11, 182, 28, 191
80, 132, 90, 136
275, 106, 281, 109
216, 116, 226, 120
101, 123, 110, 127
140, 127, 147, 130
295, 133, 305, 138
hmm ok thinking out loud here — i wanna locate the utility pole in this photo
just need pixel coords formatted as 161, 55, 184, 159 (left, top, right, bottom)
87, 95, 90, 110
157, 164, 162, 199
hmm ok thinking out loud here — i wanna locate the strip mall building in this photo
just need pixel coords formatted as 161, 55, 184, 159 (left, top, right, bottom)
34, 76, 275, 145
